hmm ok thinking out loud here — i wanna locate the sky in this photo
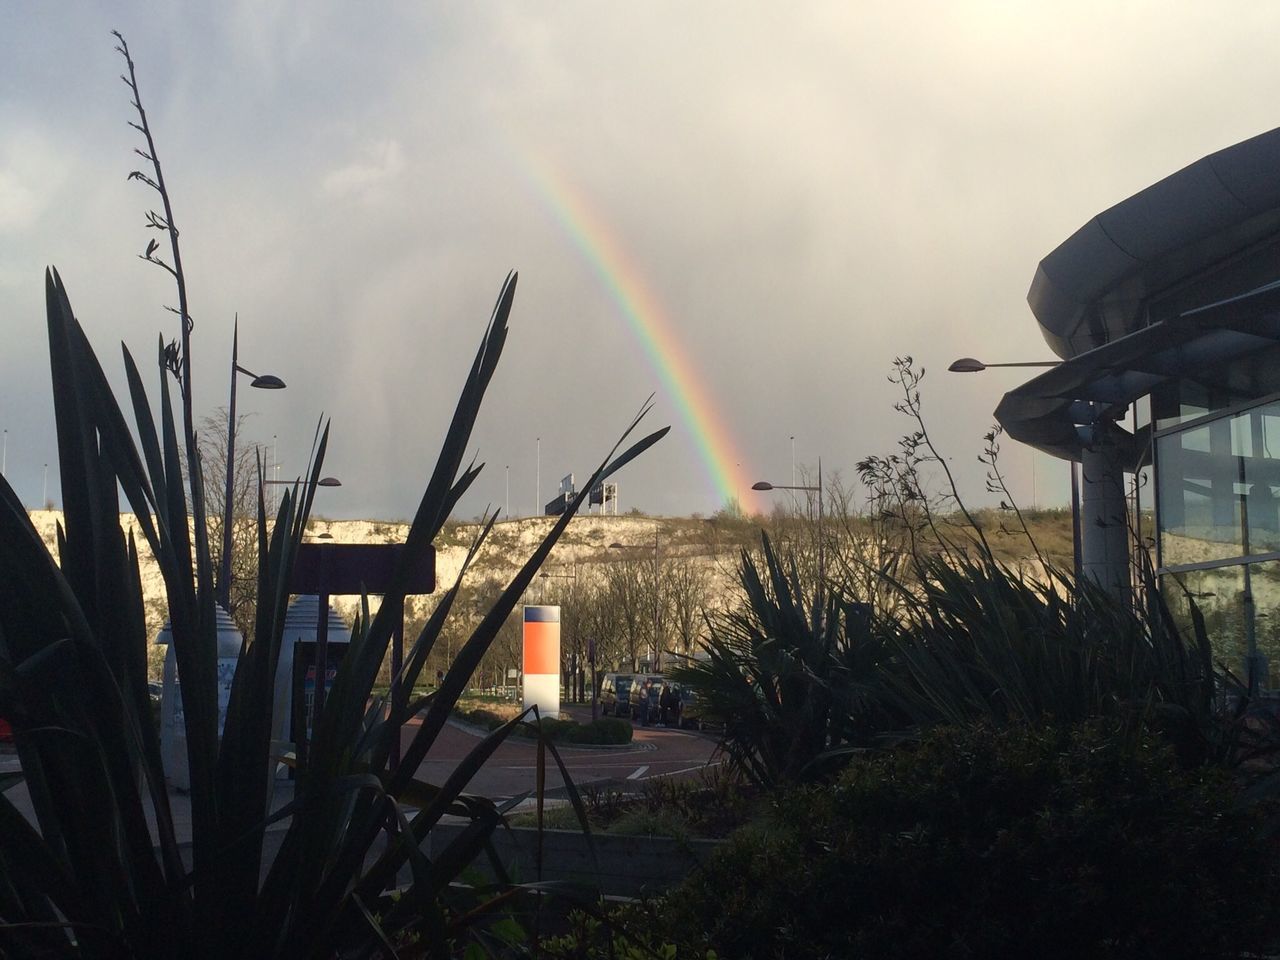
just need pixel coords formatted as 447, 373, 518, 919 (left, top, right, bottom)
3, 2, 1280, 521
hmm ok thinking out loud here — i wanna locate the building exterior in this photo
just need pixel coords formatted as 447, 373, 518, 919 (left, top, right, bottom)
997, 127, 1280, 689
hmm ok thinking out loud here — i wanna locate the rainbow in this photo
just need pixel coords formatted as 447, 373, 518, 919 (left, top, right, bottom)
520, 157, 756, 514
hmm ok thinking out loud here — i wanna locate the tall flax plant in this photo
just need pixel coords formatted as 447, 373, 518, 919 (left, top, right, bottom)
0, 36, 668, 958
2, 271, 665, 958
875, 554, 1215, 733
672, 534, 889, 788
854, 359, 1219, 751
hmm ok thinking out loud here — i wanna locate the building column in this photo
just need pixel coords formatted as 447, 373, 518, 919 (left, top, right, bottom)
1080, 443, 1130, 599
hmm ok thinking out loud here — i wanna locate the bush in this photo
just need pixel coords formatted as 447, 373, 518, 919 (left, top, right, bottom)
456, 707, 509, 731
451, 710, 633, 744
511, 716, 633, 745
672, 533, 893, 788
562, 716, 633, 745
660, 722, 1280, 959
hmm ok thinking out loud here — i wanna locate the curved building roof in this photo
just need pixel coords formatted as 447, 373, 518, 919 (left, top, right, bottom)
1030, 126, 1280, 359
998, 127, 1280, 462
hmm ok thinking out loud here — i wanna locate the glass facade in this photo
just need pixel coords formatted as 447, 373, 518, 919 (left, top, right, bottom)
1162, 562, 1280, 688
1157, 398, 1280, 568
1156, 389, 1280, 688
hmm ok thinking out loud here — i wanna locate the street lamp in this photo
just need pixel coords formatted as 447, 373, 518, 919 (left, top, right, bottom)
753, 458, 825, 598
539, 565, 582, 700
947, 354, 1079, 580
219, 318, 286, 609
947, 357, 1060, 373
537, 570, 578, 601
263, 476, 343, 487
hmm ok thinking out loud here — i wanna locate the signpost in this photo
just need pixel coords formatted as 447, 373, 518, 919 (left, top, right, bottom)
289, 541, 435, 771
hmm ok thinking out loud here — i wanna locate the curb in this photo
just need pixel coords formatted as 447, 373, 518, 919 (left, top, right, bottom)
444, 716, 655, 752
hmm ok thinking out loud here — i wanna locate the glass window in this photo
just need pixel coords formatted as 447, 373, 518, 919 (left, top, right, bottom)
1158, 398, 1280, 566
1133, 394, 1152, 431
1163, 560, 1280, 690
1151, 339, 1280, 432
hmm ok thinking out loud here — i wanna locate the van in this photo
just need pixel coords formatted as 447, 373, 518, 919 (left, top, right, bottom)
628, 674, 665, 725
599, 673, 636, 717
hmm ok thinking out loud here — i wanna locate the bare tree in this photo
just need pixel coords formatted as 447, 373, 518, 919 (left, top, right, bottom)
665, 553, 712, 659
603, 558, 649, 670
199, 408, 263, 637
573, 573, 626, 690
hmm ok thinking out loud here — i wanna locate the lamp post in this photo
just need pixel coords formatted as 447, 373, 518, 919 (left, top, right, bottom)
270, 433, 278, 515
946, 354, 1078, 580
263, 476, 342, 490
753, 459, 824, 598
539, 565, 580, 699
218, 318, 286, 609
947, 357, 1060, 373
538, 566, 577, 602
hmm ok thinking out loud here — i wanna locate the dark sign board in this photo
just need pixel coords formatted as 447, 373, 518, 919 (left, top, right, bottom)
544, 493, 568, 516
290, 542, 435, 596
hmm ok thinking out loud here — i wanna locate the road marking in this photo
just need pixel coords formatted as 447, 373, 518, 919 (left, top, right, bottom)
649, 760, 723, 778
626, 766, 649, 780
496, 768, 660, 773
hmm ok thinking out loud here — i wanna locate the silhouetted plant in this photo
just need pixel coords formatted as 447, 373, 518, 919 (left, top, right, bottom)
0, 34, 667, 960
672, 534, 893, 787
658, 722, 1280, 960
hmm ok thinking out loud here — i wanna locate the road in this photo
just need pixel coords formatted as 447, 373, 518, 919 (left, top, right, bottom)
0, 706, 722, 838
409, 706, 721, 803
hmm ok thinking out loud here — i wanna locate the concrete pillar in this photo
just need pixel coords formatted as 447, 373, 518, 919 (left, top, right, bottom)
1080, 443, 1130, 599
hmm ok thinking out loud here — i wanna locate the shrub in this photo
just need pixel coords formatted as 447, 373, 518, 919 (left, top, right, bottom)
456, 707, 509, 731
637, 765, 756, 839
672, 533, 893, 787
529, 716, 576, 740
504, 716, 633, 745
534, 907, 716, 960
562, 716, 632, 745
660, 722, 1280, 960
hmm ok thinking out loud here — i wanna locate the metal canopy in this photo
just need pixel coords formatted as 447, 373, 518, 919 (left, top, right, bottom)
996, 280, 1280, 463
1028, 127, 1280, 360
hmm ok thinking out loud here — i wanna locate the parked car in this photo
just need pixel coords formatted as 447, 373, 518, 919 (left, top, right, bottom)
675, 683, 714, 730
599, 673, 636, 717
628, 674, 665, 725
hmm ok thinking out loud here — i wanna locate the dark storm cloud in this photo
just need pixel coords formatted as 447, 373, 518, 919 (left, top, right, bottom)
3, 2, 1279, 518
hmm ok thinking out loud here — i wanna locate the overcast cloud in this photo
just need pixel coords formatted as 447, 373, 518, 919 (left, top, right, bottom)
3, 2, 1279, 520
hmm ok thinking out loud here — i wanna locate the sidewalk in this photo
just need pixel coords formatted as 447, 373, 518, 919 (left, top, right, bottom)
1, 744, 295, 849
